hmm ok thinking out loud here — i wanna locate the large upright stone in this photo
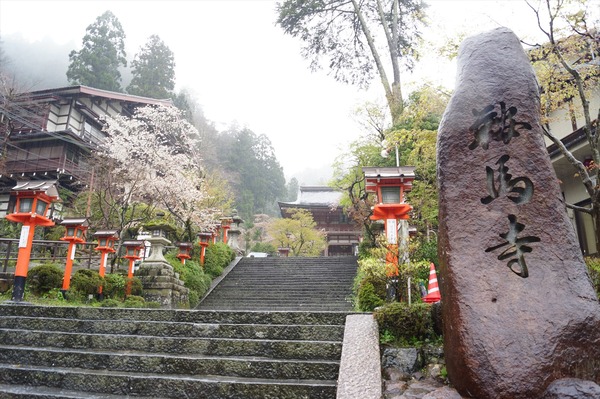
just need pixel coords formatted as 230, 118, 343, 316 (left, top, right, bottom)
437, 27, 600, 399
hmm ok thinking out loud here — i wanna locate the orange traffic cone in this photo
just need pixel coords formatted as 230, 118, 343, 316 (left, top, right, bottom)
423, 262, 441, 303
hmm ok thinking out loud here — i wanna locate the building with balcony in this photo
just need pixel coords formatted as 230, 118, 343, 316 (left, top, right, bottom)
0, 85, 171, 216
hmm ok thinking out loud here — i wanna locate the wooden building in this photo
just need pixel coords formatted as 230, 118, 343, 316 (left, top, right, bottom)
0, 85, 171, 216
278, 186, 361, 256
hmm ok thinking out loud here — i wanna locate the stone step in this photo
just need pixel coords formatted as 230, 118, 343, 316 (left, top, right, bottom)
0, 305, 348, 326
0, 329, 342, 361
0, 346, 340, 381
0, 383, 162, 399
0, 317, 344, 341
0, 364, 337, 399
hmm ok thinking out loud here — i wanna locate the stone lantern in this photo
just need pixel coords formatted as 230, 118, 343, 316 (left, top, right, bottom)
197, 232, 213, 266
176, 242, 193, 265
5, 180, 59, 302
227, 210, 245, 255
59, 217, 88, 295
135, 218, 188, 308
93, 230, 119, 299
122, 240, 143, 295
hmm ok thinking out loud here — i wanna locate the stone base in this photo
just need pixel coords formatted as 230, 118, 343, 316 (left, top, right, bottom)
136, 260, 189, 309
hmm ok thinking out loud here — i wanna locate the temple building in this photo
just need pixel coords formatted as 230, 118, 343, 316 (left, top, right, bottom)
278, 186, 361, 256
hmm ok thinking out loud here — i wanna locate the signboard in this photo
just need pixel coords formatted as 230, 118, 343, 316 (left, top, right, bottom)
19, 225, 30, 248
386, 219, 397, 244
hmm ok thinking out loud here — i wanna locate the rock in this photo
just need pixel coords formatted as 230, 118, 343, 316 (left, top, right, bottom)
422, 386, 464, 399
427, 364, 442, 379
540, 378, 600, 399
436, 27, 600, 399
412, 371, 425, 381
384, 367, 412, 382
422, 345, 444, 365
385, 381, 409, 396
382, 347, 421, 374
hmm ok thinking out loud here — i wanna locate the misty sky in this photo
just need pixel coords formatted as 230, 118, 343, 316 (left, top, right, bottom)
0, 0, 585, 181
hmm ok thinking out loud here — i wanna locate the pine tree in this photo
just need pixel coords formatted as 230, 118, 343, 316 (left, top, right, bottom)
127, 35, 175, 99
66, 11, 127, 92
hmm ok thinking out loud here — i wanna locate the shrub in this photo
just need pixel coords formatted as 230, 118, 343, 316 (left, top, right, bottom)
204, 243, 235, 278
27, 264, 64, 295
103, 273, 126, 299
357, 282, 385, 311
585, 256, 600, 298
374, 302, 434, 346
353, 258, 387, 311
123, 295, 146, 308
127, 277, 143, 296
70, 269, 103, 296
100, 298, 121, 307
188, 290, 200, 308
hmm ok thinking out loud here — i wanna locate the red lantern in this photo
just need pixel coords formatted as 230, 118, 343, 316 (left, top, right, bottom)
60, 218, 89, 293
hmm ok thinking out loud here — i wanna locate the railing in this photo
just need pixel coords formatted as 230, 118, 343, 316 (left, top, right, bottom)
0, 238, 108, 273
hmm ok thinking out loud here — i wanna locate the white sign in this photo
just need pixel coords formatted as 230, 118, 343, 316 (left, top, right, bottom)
19, 225, 30, 248
70, 245, 76, 261
386, 219, 397, 244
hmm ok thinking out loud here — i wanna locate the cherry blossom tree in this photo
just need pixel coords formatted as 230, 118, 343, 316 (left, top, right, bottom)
101, 105, 220, 236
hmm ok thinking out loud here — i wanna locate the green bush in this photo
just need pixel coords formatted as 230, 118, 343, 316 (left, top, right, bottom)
585, 256, 600, 298
353, 258, 387, 311
100, 298, 121, 307
165, 252, 212, 308
70, 269, 103, 296
103, 273, 126, 299
127, 277, 143, 296
123, 295, 146, 308
357, 282, 385, 311
204, 243, 235, 278
27, 264, 64, 295
374, 302, 434, 346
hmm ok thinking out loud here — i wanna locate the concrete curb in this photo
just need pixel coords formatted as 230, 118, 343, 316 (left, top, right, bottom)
336, 313, 382, 399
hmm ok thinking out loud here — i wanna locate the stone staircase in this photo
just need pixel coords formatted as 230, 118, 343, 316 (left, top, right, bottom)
0, 305, 349, 398
197, 256, 358, 311
0, 256, 360, 398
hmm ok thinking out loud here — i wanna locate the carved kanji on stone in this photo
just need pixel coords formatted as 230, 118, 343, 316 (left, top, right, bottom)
482, 154, 534, 205
468, 102, 533, 151
485, 214, 541, 278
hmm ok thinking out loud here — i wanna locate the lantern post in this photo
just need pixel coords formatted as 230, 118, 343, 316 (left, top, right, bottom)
363, 167, 415, 300
59, 217, 89, 295
93, 230, 119, 300
5, 180, 59, 302
122, 240, 143, 296
211, 224, 221, 244
197, 232, 212, 266
220, 217, 233, 244
176, 242, 192, 265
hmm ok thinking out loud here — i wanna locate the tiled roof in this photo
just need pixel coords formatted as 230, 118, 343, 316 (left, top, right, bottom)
279, 186, 342, 207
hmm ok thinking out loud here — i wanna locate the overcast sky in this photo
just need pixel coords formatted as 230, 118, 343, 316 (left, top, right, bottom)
1, 0, 592, 181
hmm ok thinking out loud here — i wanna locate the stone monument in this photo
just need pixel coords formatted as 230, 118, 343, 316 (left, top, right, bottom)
135, 222, 189, 308
437, 27, 600, 399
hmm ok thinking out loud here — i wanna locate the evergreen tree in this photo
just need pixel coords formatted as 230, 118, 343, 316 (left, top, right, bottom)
66, 11, 127, 91
127, 35, 176, 99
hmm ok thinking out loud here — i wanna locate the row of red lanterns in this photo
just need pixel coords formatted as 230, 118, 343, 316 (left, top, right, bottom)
5, 180, 239, 302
